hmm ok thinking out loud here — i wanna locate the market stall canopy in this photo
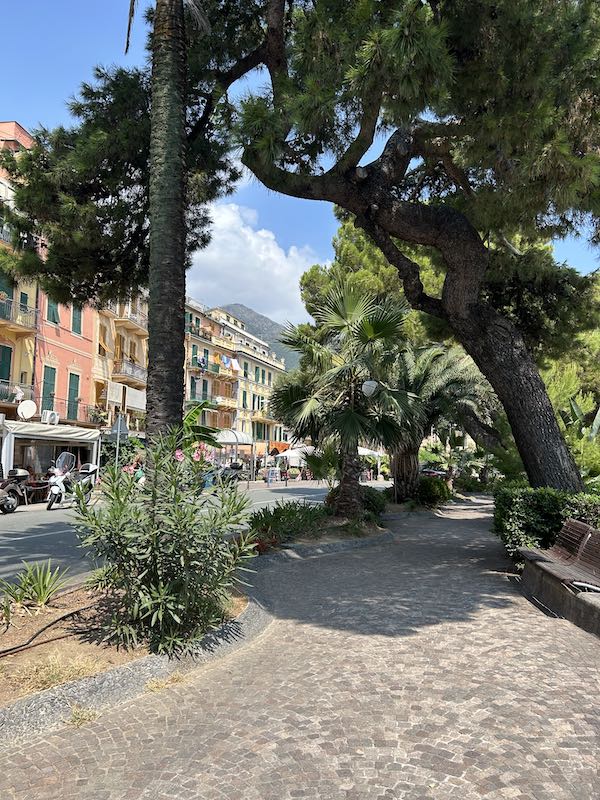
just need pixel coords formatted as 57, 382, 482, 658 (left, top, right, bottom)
1, 421, 101, 442
358, 446, 385, 457
215, 429, 254, 446
274, 445, 315, 466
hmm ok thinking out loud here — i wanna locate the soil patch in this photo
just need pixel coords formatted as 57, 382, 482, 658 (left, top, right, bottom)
0, 589, 247, 708
293, 519, 388, 545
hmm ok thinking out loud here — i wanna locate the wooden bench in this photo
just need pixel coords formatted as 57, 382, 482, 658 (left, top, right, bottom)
519, 518, 593, 566
518, 519, 600, 637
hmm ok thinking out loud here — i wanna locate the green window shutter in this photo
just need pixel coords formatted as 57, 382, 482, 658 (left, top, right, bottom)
71, 305, 82, 335
261, 369, 266, 384
0, 345, 12, 382
255, 366, 260, 382
20, 292, 28, 312
268, 372, 272, 386
185, 311, 192, 329
67, 373, 80, 419
42, 366, 56, 412
242, 390, 247, 409
190, 376, 197, 399
191, 344, 198, 365
244, 361, 249, 377
47, 298, 60, 325
203, 348, 209, 362
202, 379, 208, 400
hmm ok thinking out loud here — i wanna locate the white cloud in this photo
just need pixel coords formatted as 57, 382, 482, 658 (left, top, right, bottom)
187, 203, 315, 324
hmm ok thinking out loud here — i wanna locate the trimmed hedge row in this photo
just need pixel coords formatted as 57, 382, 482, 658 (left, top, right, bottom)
493, 486, 600, 558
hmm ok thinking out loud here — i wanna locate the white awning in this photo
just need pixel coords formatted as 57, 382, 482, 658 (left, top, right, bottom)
107, 381, 124, 405
1, 421, 101, 442
358, 446, 384, 457
215, 428, 254, 445
274, 446, 315, 466
126, 386, 146, 411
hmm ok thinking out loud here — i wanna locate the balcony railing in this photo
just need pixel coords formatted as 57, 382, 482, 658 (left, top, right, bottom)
0, 381, 34, 404
115, 306, 148, 330
186, 323, 213, 341
113, 359, 148, 383
34, 396, 101, 425
0, 297, 38, 330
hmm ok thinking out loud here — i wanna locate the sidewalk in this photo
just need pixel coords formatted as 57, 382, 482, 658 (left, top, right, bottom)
2, 495, 597, 799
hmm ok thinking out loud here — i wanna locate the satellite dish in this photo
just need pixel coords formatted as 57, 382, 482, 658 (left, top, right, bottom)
17, 400, 37, 420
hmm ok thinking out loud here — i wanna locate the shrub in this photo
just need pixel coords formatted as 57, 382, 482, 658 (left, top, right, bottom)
0, 560, 70, 608
74, 432, 256, 656
324, 485, 387, 517
493, 485, 600, 558
249, 500, 329, 551
415, 476, 452, 507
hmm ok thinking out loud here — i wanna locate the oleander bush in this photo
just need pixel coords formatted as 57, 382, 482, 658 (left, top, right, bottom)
415, 476, 452, 507
493, 485, 600, 558
74, 432, 256, 655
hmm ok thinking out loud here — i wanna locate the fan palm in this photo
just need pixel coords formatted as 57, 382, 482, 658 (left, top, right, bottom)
270, 285, 413, 516
391, 345, 493, 500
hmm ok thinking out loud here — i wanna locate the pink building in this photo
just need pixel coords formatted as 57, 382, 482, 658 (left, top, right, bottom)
33, 292, 96, 425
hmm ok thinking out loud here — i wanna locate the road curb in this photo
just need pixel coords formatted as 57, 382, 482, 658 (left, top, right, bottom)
0, 595, 272, 747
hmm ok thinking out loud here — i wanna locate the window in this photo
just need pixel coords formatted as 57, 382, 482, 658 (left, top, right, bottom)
129, 340, 137, 363
115, 333, 125, 360
191, 344, 198, 365
254, 366, 260, 383
67, 373, 80, 419
41, 365, 56, 412
203, 348, 209, 363
195, 316, 201, 328
242, 390, 248, 409
261, 369, 266, 385
98, 324, 109, 357
243, 361, 249, 378
47, 298, 60, 325
190, 376, 197, 400
202, 379, 208, 400
19, 292, 28, 312
71, 305, 82, 335
268, 371, 272, 387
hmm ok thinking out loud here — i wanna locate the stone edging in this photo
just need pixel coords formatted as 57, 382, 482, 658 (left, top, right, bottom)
0, 596, 272, 747
0, 529, 394, 746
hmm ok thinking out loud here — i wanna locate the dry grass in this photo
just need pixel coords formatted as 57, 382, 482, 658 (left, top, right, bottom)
12, 651, 99, 694
146, 672, 187, 693
67, 704, 99, 728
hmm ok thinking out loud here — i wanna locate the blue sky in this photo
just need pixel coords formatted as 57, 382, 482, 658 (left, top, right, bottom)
3, 2, 597, 322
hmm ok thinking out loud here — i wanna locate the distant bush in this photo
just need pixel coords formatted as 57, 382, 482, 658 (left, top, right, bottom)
493, 485, 600, 558
415, 476, 452, 507
324, 485, 387, 517
249, 500, 330, 552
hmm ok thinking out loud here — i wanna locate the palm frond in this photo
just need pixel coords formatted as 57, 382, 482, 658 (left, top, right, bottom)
125, 0, 137, 54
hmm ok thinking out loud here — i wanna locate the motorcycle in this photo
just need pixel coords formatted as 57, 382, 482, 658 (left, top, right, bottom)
0, 468, 29, 514
47, 452, 98, 510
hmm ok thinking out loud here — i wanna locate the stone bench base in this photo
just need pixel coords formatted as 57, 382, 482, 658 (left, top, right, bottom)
520, 557, 600, 637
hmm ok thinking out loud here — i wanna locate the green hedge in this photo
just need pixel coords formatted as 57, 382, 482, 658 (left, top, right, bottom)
416, 476, 452, 507
493, 486, 600, 558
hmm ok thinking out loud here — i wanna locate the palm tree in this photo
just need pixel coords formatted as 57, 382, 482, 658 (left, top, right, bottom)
391, 345, 493, 500
270, 285, 413, 517
126, 1, 207, 436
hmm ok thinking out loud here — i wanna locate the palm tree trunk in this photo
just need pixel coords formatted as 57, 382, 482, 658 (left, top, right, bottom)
391, 443, 420, 502
335, 449, 363, 517
146, 0, 187, 437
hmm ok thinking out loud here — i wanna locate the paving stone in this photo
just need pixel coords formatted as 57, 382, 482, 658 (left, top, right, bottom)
0, 496, 598, 799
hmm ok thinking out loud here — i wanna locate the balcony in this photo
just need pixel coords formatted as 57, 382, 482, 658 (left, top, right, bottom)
0, 381, 34, 406
214, 394, 237, 409
112, 359, 147, 388
0, 297, 38, 334
114, 306, 148, 336
33, 396, 103, 427
251, 406, 275, 422
186, 323, 213, 341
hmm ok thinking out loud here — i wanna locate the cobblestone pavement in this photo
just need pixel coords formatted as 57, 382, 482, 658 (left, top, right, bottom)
1, 496, 599, 799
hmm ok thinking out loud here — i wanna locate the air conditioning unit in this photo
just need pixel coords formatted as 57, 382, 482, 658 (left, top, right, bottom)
41, 410, 60, 425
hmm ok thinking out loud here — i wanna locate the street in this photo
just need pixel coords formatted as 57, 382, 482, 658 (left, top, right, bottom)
0, 481, 335, 583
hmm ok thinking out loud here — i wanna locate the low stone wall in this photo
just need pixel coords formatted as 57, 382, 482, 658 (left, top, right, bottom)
521, 560, 600, 637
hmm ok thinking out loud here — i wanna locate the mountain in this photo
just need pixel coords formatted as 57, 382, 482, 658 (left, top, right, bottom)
220, 303, 299, 370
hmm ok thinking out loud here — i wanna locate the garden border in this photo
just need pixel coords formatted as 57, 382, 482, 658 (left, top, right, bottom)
0, 528, 395, 746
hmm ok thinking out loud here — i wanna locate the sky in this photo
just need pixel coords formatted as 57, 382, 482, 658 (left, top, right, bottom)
3, 2, 597, 324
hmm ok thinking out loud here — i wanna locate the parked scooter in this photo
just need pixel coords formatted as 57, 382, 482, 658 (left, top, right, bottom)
0, 468, 29, 514
47, 452, 98, 510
